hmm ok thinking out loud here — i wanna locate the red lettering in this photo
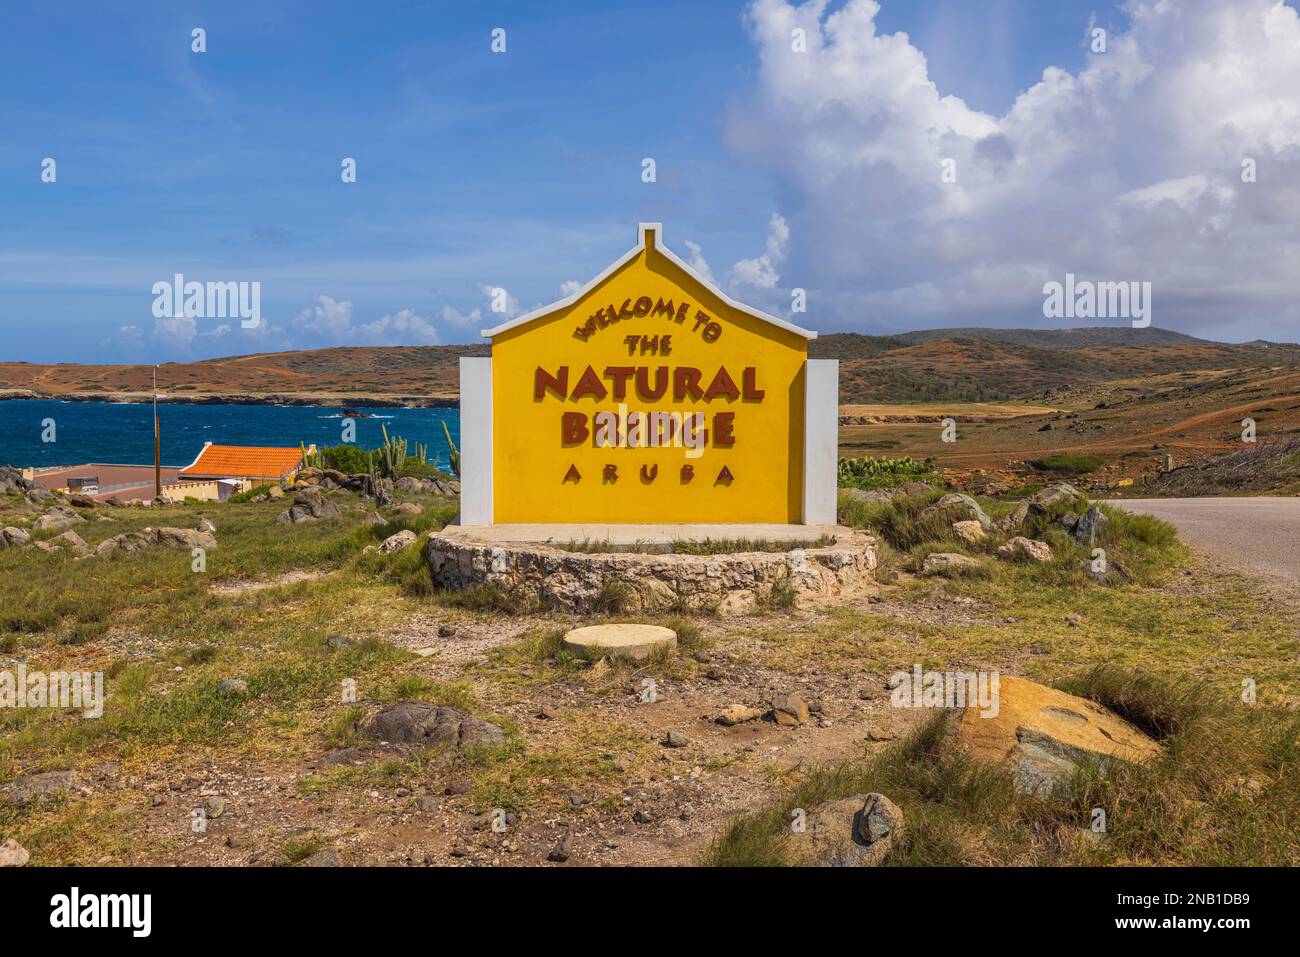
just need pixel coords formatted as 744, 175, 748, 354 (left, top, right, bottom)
604, 366, 635, 400
561, 412, 589, 444
535, 365, 568, 400
673, 367, 703, 401
742, 367, 764, 400
703, 366, 740, 401
636, 366, 668, 400
714, 411, 735, 447
571, 365, 607, 400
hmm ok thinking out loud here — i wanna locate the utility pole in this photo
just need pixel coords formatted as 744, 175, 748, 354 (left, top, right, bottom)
153, 365, 162, 501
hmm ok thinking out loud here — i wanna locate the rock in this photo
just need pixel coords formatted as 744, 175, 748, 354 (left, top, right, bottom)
998, 537, 1054, 563
218, 678, 249, 697
203, 795, 225, 818
924, 493, 992, 530
1027, 483, 1083, 513
437, 624, 456, 638
0, 526, 31, 548
152, 527, 217, 550
0, 839, 30, 867
921, 552, 984, 576
267, 485, 285, 500
547, 830, 573, 863
196, 519, 217, 534
395, 477, 423, 493
950, 675, 1161, 796
790, 792, 901, 867
359, 701, 505, 751
715, 704, 763, 726
33, 530, 90, 557
1072, 506, 1109, 547
301, 847, 340, 867
1066, 612, 1084, 627
414, 795, 439, 812
34, 506, 84, 531
26, 486, 53, 504
770, 693, 809, 727
0, 770, 77, 806
633, 809, 654, 824
895, 481, 932, 496
950, 520, 986, 545
326, 633, 355, 650
839, 488, 893, 505
999, 500, 1031, 530
561, 623, 677, 662
363, 511, 384, 525
378, 530, 418, 554
393, 502, 423, 516
663, 731, 689, 748
277, 487, 340, 524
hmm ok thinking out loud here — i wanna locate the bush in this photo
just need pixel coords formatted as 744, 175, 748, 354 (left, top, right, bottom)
837, 456, 942, 490
1031, 454, 1105, 476
320, 444, 373, 474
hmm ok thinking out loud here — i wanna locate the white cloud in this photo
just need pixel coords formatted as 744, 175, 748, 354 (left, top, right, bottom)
559, 279, 582, 297
729, 213, 790, 289
682, 240, 717, 284
729, 0, 1300, 339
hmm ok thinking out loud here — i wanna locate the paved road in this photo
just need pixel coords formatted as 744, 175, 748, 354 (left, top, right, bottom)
1114, 497, 1300, 583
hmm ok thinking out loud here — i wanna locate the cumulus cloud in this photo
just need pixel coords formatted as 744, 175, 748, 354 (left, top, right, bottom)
728, 0, 1300, 339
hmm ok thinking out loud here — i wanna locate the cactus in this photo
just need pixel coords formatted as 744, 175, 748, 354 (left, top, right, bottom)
441, 421, 461, 479
300, 441, 323, 470
377, 423, 407, 479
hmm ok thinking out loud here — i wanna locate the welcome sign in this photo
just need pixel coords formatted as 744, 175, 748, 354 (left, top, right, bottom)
459, 224, 838, 526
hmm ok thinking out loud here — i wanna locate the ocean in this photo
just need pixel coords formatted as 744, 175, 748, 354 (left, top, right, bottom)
0, 400, 461, 472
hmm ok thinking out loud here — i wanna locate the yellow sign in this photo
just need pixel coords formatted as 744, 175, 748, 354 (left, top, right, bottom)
482, 224, 816, 525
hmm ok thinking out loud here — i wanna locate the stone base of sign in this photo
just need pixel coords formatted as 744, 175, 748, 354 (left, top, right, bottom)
425, 524, 877, 615
562, 623, 678, 661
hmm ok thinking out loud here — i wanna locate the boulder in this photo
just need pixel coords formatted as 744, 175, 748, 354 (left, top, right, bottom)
952, 676, 1161, 795
839, 488, 893, 506
33, 530, 90, 557
921, 552, 984, 576
393, 502, 423, 516
267, 484, 285, 500
1072, 506, 1109, 547
950, 520, 986, 545
0, 526, 31, 548
151, 527, 217, 550
790, 792, 903, 867
359, 701, 506, 751
276, 487, 340, 524
999, 500, 1031, 530
924, 493, 992, 530
378, 530, 418, 554
998, 537, 1054, 563
769, 693, 810, 727
1027, 483, 1083, 513
33, 506, 84, 531
895, 481, 933, 497
395, 477, 423, 493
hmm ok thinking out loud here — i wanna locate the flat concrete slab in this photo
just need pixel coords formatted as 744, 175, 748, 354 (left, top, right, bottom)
443, 522, 843, 547
562, 623, 677, 662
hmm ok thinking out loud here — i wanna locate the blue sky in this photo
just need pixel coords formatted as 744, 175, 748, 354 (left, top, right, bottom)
3, 0, 1297, 362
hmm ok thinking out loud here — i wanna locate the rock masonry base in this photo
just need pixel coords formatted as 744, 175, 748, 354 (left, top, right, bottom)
426, 527, 877, 615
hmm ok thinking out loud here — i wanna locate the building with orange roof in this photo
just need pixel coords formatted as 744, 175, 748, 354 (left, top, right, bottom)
179, 443, 313, 484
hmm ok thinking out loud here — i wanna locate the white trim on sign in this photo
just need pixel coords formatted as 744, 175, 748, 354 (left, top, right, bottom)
802, 359, 839, 525
479, 222, 817, 341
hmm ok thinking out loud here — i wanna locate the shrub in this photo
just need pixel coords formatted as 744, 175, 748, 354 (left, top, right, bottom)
320, 444, 373, 474
1031, 454, 1105, 476
838, 455, 942, 490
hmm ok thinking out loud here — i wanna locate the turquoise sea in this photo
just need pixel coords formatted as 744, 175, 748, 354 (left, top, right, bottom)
0, 400, 461, 471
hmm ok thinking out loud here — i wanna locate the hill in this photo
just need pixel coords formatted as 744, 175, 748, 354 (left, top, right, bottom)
1, 327, 1297, 406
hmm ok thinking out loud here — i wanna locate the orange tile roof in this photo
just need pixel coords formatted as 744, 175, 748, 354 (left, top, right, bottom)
179, 444, 306, 481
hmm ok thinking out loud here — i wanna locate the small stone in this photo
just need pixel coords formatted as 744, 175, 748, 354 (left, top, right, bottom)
951, 520, 986, 545
664, 731, 689, 748
537, 705, 556, 720
715, 704, 763, 726
444, 776, 472, 796
633, 809, 654, 824
437, 624, 456, 638
705, 668, 724, 681
547, 830, 573, 863
865, 728, 897, 742
770, 693, 810, 727
415, 795, 439, 812
998, 536, 1054, 563
302, 847, 340, 867
326, 634, 355, 650
217, 678, 248, 697
1066, 612, 1084, 627
203, 795, 225, 818
0, 839, 30, 867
